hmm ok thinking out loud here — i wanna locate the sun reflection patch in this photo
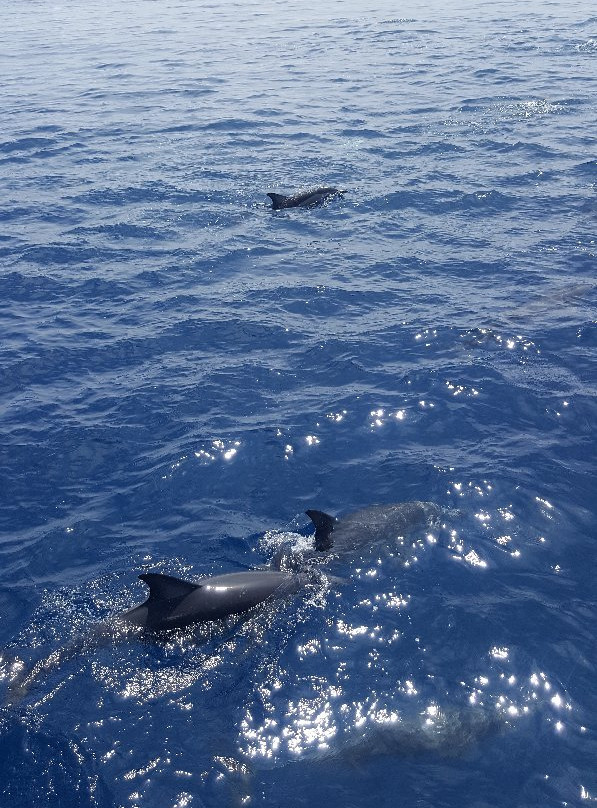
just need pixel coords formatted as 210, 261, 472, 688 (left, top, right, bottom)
296, 639, 321, 659
336, 620, 369, 638
463, 549, 488, 568
368, 405, 409, 428
445, 380, 480, 397
449, 479, 493, 497
401, 680, 419, 696
123, 756, 162, 781
460, 327, 538, 354
415, 327, 438, 345
374, 591, 410, 609
193, 439, 241, 464
243, 696, 339, 759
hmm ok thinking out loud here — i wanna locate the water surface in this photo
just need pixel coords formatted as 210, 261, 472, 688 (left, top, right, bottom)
1, 1, 596, 806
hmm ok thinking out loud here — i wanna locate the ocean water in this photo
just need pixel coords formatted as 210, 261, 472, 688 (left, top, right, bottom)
0, 0, 596, 805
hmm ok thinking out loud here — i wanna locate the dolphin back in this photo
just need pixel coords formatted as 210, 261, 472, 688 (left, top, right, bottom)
267, 187, 345, 210
121, 570, 307, 631
305, 509, 337, 551
306, 501, 445, 554
139, 573, 200, 601
267, 192, 289, 210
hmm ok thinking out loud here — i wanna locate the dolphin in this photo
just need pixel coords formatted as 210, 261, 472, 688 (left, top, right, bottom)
306, 501, 444, 553
120, 570, 309, 631
267, 187, 345, 210
4, 569, 316, 705
213, 703, 505, 803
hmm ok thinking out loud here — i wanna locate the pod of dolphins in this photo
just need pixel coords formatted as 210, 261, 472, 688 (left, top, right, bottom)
1, 186, 503, 774
120, 500, 442, 631
3, 501, 444, 705
118, 502, 442, 631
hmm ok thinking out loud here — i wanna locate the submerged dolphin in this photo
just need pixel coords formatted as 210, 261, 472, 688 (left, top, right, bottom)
267, 187, 345, 210
306, 501, 443, 553
121, 570, 309, 631
214, 703, 506, 803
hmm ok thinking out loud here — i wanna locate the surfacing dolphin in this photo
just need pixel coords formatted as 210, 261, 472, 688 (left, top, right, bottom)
267, 187, 345, 210
121, 570, 309, 631
4, 569, 316, 705
306, 501, 444, 553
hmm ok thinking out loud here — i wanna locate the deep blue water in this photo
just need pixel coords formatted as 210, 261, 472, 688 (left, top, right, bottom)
1, 0, 596, 805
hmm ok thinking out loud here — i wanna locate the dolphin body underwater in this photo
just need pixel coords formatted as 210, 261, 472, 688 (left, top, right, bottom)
3, 569, 315, 704
267, 187, 345, 209
306, 501, 444, 553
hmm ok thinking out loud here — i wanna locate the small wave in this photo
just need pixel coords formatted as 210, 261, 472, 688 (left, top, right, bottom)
476, 139, 558, 158
68, 223, 178, 242
0, 136, 57, 154
570, 159, 597, 177
72, 184, 231, 207
377, 188, 515, 215
0, 206, 33, 222
574, 38, 597, 53
19, 242, 142, 266
201, 118, 262, 132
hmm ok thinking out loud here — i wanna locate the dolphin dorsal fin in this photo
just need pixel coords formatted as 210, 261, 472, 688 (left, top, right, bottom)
267, 192, 288, 210
139, 573, 200, 601
305, 509, 337, 551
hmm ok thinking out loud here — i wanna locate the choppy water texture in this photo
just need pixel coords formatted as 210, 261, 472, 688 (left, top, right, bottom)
1, 0, 596, 805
